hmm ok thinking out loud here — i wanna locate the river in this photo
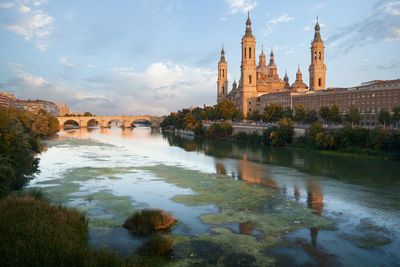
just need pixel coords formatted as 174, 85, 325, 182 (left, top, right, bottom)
29, 127, 400, 266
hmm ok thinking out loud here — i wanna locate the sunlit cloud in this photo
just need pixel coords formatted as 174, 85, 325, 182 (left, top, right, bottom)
263, 13, 294, 36
225, 0, 257, 14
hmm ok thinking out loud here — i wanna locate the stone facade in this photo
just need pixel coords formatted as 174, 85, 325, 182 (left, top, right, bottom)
16, 99, 59, 116
216, 14, 399, 124
0, 92, 16, 108
217, 13, 324, 117
292, 80, 400, 125
56, 103, 70, 116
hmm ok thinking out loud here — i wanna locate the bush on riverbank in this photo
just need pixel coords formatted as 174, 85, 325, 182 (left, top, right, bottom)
0, 107, 59, 195
0, 191, 143, 266
123, 209, 178, 235
0, 192, 88, 266
206, 121, 233, 138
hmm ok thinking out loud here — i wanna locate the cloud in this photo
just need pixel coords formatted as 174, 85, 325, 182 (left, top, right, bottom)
377, 59, 400, 69
311, 3, 326, 11
326, 0, 400, 54
304, 26, 311, 32
263, 13, 294, 35
2, 62, 217, 115
0, 0, 53, 50
59, 57, 76, 68
225, 0, 257, 14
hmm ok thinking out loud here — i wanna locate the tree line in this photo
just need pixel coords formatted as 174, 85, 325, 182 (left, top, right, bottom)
160, 100, 400, 159
0, 107, 59, 196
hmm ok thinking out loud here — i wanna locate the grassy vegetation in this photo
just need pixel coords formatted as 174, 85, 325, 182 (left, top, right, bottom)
0, 191, 139, 267
123, 209, 177, 235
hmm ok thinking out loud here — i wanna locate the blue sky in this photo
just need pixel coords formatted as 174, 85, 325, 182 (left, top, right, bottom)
0, 0, 399, 115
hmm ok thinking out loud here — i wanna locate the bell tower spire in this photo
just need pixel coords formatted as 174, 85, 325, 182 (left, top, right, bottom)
309, 17, 327, 91
217, 44, 228, 103
240, 11, 257, 117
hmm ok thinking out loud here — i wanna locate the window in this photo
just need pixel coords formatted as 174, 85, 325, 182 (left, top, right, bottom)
244, 48, 246, 58
318, 78, 321, 87
222, 69, 224, 77
319, 52, 321, 60
249, 48, 251, 59
249, 75, 252, 84
222, 86, 224, 94
314, 52, 317, 60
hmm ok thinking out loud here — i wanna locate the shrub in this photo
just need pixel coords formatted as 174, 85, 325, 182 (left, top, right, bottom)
270, 118, 294, 146
0, 193, 88, 266
123, 209, 177, 235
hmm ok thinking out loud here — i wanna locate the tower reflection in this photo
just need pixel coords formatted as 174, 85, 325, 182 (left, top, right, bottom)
306, 180, 324, 247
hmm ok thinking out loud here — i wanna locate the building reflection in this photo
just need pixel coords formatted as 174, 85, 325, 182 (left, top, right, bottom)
239, 221, 254, 235
215, 162, 227, 175
238, 155, 278, 189
294, 186, 300, 203
306, 180, 324, 247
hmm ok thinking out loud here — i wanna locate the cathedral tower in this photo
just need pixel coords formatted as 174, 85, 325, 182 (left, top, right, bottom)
240, 12, 257, 117
217, 45, 228, 103
309, 17, 327, 91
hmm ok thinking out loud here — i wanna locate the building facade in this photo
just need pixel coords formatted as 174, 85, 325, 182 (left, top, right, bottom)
218, 13, 325, 117
56, 103, 70, 116
16, 99, 59, 116
0, 92, 16, 108
217, 14, 399, 124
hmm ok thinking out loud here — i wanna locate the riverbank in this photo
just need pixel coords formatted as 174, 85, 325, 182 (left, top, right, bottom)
170, 120, 400, 161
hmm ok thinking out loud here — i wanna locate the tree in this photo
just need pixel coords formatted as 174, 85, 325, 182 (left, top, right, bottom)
319, 106, 330, 123
247, 110, 262, 121
392, 106, 400, 127
307, 122, 324, 144
283, 107, 293, 119
294, 105, 306, 123
378, 108, 391, 127
306, 110, 318, 124
270, 118, 294, 146
344, 105, 361, 126
214, 100, 240, 120
83, 112, 93, 116
183, 113, 196, 131
264, 103, 284, 123
329, 104, 342, 124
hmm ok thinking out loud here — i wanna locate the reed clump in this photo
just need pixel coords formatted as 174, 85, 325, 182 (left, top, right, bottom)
123, 209, 177, 235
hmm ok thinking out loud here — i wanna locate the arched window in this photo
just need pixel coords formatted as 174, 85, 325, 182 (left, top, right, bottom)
249, 75, 252, 84
314, 52, 317, 60
319, 52, 321, 60
222, 86, 224, 94
318, 78, 321, 87
222, 69, 224, 77
249, 48, 252, 59
244, 48, 246, 58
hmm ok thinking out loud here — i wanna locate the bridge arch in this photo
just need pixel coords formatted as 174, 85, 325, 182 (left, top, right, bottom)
107, 118, 123, 128
86, 118, 99, 128
62, 119, 80, 128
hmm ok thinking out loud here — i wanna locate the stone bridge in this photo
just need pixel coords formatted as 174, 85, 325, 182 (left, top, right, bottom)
57, 116, 163, 128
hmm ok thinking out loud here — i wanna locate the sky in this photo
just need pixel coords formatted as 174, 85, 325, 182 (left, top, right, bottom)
0, 0, 399, 115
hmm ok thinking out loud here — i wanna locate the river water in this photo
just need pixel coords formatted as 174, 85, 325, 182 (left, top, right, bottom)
29, 127, 400, 266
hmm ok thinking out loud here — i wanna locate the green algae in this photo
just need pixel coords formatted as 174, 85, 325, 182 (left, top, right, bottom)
30, 167, 138, 231
170, 227, 274, 266
137, 165, 334, 247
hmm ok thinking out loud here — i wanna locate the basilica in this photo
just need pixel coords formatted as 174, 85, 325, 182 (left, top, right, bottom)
217, 13, 327, 117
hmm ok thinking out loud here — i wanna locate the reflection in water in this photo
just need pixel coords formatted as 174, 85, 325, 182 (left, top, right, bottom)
239, 221, 254, 235
215, 162, 227, 175
238, 155, 278, 189
306, 181, 324, 247
294, 186, 300, 203
42, 128, 400, 265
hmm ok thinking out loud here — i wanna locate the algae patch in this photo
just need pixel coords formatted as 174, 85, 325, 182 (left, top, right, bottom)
171, 227, 274, 266
138, 165, 334, 247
